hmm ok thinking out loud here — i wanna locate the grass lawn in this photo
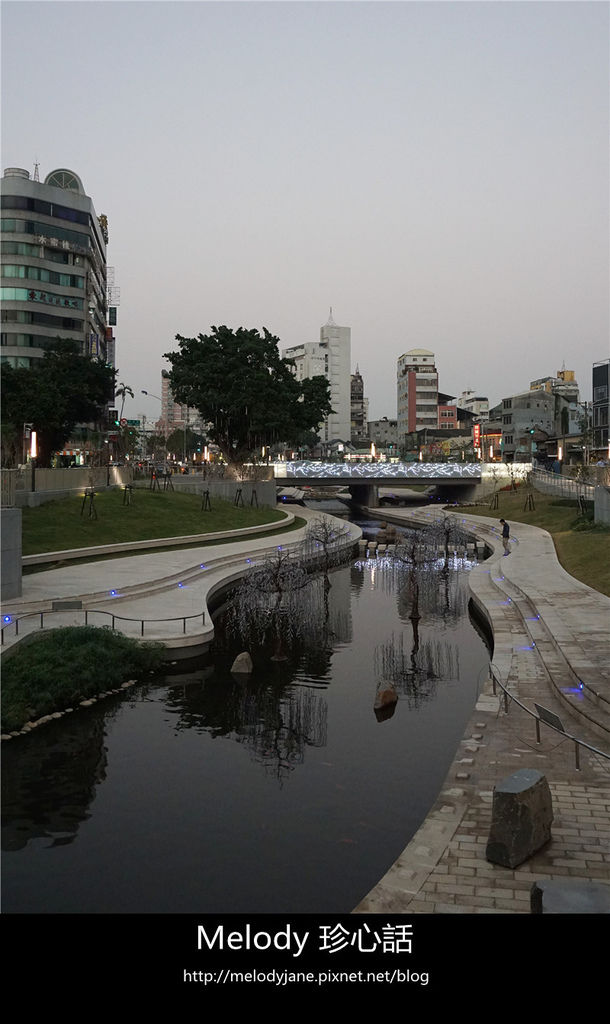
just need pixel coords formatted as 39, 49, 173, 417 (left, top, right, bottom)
22, 488, 289, 556
463, 489, 610, 597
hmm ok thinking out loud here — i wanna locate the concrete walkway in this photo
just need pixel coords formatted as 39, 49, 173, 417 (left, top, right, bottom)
354, 507, 610, 913
1, 507, 360, 655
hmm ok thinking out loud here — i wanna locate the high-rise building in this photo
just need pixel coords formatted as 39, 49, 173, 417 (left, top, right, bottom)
592, 359, 609, 454
1, 165, 108, 368
158, 370, 202, 436
282, 309, 351, 443
350, 366, 369, 446
396, 348, 438, 445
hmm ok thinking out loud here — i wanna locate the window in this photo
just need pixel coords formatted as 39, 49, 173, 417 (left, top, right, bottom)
1, 265, 84, 288
1, 194, 89, 225
0, 287, 83, 310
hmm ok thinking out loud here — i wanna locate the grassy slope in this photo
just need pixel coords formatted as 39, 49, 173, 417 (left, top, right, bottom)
463, 489, 610, 597
22, 489, 286, 556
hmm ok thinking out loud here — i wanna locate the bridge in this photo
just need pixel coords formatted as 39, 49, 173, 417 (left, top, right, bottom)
272, 461, 485, 504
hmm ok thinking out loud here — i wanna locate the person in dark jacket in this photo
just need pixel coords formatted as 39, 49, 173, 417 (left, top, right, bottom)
500, 518, 510, 555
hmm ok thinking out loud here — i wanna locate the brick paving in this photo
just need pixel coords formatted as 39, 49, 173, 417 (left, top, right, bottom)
354, 508, 610, 914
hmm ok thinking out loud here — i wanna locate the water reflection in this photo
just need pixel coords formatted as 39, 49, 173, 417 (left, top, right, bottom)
2, 548, 491, 914
164, 668, 328, 785
2, 712, 109, 852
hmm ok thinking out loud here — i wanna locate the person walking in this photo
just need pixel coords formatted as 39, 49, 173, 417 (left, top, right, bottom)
500, 518, 510, 555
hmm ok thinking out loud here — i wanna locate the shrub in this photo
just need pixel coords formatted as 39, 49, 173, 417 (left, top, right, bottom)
1, 626, 163, 732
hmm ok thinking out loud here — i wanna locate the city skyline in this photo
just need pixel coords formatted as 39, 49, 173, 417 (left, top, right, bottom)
2, 1, 608, 422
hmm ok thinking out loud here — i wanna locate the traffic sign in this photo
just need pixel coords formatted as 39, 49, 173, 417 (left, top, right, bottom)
120, 417, 128, 427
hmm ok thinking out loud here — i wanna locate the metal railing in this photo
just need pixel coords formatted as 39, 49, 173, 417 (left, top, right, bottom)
1, 608, 206, 646
488, 663, 609, 770
531, 468, 595, 501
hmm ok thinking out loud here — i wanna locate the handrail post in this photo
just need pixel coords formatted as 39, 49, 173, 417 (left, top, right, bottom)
85, 610, 88, 625
183, 617, 186, 633
112, 615, 115, 629
535, 718, 541, 744
40, 612, 44, 629
575, 741, 580, 771
15, 618, 19, 636
503, 689, 508, 713
141, 621, 144, 637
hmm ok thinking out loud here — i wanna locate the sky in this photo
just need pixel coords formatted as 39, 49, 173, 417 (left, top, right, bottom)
2, 0, 608, 424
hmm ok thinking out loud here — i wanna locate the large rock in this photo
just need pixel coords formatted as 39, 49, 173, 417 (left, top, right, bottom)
230, 652, 254, 674
486, 768, 553, 868
530, 879, 610, 914
374, 681, 398, 722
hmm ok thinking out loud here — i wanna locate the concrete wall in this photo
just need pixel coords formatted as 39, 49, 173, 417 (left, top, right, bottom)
169, 477, 277, 508
1, 507, 22, 600
594, 486, 610, 525
14, 466, 134, 507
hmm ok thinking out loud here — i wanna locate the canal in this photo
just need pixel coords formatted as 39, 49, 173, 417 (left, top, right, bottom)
2, 517, 491, 913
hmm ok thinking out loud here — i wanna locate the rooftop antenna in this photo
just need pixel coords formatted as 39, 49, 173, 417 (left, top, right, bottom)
33, 159, 40, 182
326, 306, 336, 326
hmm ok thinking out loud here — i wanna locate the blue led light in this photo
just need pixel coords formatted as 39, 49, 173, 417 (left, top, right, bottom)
246, 558, 251, 563
110, 590, 117, 596
3, 615, 11, 623
200, 564, 206, 569
178, 582, 184, 588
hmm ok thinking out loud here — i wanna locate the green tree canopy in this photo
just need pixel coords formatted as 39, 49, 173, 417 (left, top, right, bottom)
1, 339, 115, 466
165, 427, 205, 459
164, 326, 333, 468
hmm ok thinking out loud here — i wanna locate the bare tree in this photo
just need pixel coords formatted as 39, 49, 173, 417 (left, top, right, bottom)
302, 515, 354, 614
229, 548, 313, 661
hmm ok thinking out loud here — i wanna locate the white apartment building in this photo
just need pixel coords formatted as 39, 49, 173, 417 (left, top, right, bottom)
397, 349, 438, 444
282, 310, 351, 443
456, 389, 490, 421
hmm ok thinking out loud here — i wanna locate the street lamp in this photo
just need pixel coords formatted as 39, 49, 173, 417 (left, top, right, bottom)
141, 389, 166, 462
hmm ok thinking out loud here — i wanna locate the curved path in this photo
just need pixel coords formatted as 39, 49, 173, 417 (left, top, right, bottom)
1, 508, 360, 655
354, 507, 610, 914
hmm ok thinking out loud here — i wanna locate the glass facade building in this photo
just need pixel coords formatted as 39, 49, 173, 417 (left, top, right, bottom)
1, 166, 108, 368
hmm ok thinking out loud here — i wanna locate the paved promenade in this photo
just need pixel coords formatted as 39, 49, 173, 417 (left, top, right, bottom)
2, 508, 360, 654
355, 507, 610, 913
3, 503, 609, 912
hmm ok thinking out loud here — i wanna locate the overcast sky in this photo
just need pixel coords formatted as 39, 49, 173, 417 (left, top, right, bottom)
2, 1, 608, 422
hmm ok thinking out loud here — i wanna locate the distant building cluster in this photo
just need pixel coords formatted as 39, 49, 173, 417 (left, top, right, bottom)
276, 309, 608, 465
4, 161, 607, 467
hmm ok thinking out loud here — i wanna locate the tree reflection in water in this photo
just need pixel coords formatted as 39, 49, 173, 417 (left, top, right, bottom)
373, 515, 473, 704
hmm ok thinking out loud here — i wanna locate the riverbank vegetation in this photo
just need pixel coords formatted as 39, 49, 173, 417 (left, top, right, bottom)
464, 490, 610, 596
21, 490, 288, 557
1, 626, 163, 733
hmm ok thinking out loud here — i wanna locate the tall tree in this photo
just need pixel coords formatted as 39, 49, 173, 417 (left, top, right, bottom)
1, 339, 115, 467
164, 326, 333, 471
115, 382, 134, 419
